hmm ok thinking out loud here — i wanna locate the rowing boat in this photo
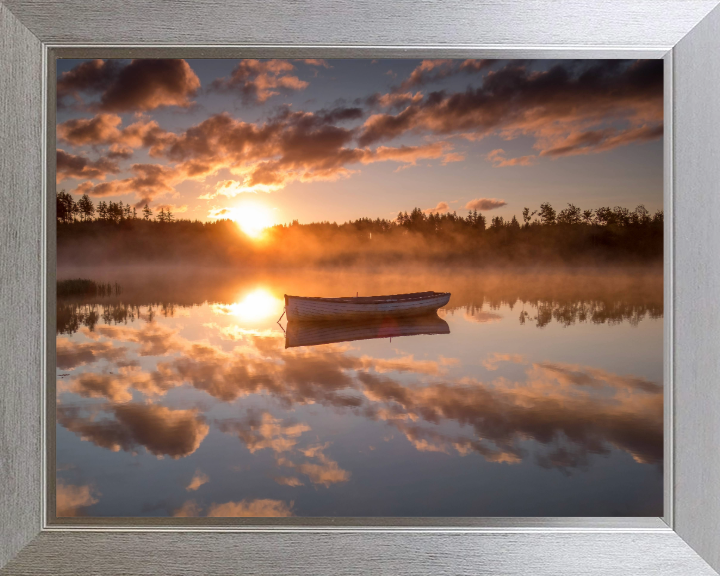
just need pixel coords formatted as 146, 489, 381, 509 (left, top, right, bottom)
284, 291, 451, 321
285, 313, 450, 348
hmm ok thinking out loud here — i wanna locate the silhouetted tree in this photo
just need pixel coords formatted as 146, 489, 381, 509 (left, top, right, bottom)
632, 205, 650, 225
490, 216, 504, 230
557, 203, 582, 225
56, 190, 76, 223
538, 202, 556, 225
77, 194, 95, 221
98, 201, 108, 221
142, 204, 152, 220
522, 207, 537, 227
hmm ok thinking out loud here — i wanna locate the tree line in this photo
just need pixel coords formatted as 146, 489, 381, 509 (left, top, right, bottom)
390, 202, 662, 233
57, 191, 176, 223
56, 189, 663, 266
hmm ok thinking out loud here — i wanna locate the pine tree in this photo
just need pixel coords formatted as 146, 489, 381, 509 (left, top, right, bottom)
77, 194, 95, 221
98, 201, 108, 221
142, 204, 152, 221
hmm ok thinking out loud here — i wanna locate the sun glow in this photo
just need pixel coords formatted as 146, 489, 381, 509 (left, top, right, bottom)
211, 288, 283, 323
228, 203, 274, 238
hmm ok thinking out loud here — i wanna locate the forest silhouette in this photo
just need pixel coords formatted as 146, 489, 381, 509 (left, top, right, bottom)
57, 191, 663, 266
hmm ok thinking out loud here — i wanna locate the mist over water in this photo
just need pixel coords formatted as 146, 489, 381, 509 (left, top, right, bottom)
56, 265, 663, 517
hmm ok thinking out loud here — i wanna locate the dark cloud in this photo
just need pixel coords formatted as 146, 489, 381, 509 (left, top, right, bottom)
57, 59, 120, 109
56, 149, 120, 182
57, 403, 209, 458
57, 59, 200, 112
316, 106, 364, 124
359, 60, 663, 158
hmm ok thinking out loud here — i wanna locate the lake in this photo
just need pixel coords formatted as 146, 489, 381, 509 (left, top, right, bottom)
55, 266, 663, 517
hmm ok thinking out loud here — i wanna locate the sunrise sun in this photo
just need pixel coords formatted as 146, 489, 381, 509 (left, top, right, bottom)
228, 203, 274, 238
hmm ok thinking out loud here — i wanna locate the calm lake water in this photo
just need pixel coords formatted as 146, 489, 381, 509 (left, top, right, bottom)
55, 266, 663, 517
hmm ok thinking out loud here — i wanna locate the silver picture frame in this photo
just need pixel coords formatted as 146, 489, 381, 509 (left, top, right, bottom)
1, 0, 719, 573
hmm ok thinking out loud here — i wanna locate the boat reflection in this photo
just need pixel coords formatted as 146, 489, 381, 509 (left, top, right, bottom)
285, 313, 450, 348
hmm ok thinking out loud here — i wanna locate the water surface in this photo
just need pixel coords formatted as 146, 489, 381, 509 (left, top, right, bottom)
56, 266, 663, 517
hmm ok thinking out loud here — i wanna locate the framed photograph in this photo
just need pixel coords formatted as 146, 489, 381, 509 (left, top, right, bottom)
2, 1, 720, 574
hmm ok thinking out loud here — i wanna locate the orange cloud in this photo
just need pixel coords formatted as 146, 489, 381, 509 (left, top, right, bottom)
61, 372, 134, 403
465, 198, 507, 211
399, 59, 454, 90
482, 353, 525, 370
186, 470, 210, 491
210, 60, 309, 104
291, 443, 351, 487
57, 113, 124, 146
56, 482, 100, 517
56, 337, 128, 369
155, 203, 188, 214
206, 499, 293, 517
423, 201, 450, 215
300, 59, 331, 68
72, 163, 179, 205
462, 309, 503, 324
486, 148, 536, 167
398, 59, 493, 91
218, 412, 310, 454
274, 476, 304, 486
57, 402, 209, 459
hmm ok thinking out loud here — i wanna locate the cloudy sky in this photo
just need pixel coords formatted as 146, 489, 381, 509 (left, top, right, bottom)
56, 58, 663, 224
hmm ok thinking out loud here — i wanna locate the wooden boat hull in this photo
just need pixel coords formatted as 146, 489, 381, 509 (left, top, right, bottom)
284, 291, 450, 321
285, 313, 450, 348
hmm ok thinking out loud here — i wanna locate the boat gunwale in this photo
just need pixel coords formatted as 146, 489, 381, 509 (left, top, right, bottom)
284, 291, 450, 305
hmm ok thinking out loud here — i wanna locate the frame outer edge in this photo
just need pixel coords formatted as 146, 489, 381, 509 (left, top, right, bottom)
1, 531, 719, 576
0, 1, 43, 570
1, 0, 720, 574
1, 0, 719, 47
672, 3, 720, 573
